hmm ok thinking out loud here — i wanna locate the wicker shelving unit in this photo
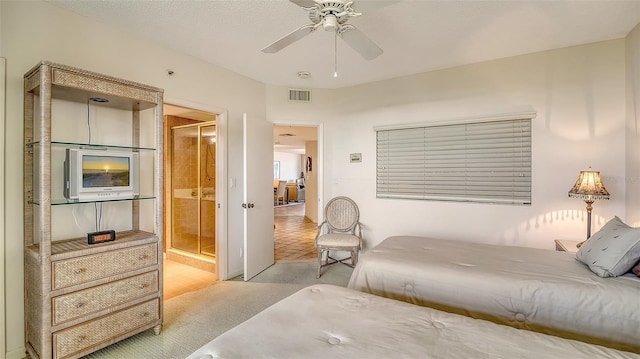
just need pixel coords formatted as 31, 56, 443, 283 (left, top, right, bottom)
23, 61, 164, 359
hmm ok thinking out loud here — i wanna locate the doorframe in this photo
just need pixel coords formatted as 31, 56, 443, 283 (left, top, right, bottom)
164, 97, 228, 280
271, 122, 324, 224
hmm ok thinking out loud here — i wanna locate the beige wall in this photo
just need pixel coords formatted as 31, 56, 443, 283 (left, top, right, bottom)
0, 1, 265, 356
626, 23, 640, 225
267, 40, 628, 251
329, 40, 627, 249
0, 57, 6, 358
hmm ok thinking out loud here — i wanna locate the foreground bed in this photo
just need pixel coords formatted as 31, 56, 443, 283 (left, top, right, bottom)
347, 235, 640, 353
187, 284, 638, 359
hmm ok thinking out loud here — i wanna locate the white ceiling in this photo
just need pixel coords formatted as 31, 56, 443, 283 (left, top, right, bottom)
273, 125, 317, 154
48, 0, 640, 90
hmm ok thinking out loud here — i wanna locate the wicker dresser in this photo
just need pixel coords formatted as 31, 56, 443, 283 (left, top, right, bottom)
23, 62, 164, 359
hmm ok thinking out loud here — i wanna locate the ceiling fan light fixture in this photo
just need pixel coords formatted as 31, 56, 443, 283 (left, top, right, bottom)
323, 14, 338, 31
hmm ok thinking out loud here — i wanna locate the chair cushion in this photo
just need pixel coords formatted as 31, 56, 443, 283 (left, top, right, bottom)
317, 233, 360, 248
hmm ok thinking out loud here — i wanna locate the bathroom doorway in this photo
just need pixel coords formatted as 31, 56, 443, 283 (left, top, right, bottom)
164, 105, 218, 274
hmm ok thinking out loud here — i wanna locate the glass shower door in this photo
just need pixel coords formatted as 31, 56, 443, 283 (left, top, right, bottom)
171, 123, 216, 257
171, 125, 199, 254
200, 124, 216, 256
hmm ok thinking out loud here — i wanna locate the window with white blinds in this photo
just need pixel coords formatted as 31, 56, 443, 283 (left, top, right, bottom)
376, 118, 532, 205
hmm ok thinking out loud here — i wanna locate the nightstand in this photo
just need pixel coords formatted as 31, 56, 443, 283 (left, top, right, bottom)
554, 239, 581, 253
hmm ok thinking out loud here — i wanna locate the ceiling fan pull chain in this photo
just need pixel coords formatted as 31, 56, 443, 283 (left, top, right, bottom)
334, 30, 338, 78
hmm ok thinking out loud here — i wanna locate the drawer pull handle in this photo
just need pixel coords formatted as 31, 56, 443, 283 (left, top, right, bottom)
138, 254, 149, 260
75, 302, 85, 308
77, 335, 86, 342
137, 283, 149, 289
73, 268, 86, 274
141, 312, 149, 318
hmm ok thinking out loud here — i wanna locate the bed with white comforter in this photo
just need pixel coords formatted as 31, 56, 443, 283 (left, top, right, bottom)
187, 284, 639, 359
347, 235, 640, 353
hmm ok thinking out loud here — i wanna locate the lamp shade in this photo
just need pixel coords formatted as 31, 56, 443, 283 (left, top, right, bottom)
568, 167, 610, 201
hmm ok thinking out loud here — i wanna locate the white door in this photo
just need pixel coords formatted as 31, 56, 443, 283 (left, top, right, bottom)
242, 113, 274, 280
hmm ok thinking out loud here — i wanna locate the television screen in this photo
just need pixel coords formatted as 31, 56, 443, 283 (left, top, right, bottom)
82, 155, 130, 188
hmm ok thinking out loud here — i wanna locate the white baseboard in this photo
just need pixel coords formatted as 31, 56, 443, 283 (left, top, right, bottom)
6, 346, 27, 359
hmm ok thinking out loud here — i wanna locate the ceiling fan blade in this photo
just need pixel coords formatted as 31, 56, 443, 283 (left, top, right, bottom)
262, 24, 317, 54
289, 0, 317, 8
339, 26, 383, 60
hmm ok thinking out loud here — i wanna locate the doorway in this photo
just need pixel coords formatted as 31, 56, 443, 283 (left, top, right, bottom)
273, 124, 318, 262
164, 104, 219, 274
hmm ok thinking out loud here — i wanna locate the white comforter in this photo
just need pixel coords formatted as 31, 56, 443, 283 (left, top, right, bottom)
347, 236, 640, 353
187, 284, 639, 359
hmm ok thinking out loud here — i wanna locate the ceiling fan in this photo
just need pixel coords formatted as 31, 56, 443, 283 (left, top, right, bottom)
261, 0, 383, 61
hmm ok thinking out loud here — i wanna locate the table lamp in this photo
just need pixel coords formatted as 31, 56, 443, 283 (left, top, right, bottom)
568, 167, 610, 248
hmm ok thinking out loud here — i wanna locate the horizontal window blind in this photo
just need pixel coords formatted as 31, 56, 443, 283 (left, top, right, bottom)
376, 118, 531, 205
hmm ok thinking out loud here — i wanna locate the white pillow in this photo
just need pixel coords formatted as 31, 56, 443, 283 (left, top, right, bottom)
576, 216, 640, 277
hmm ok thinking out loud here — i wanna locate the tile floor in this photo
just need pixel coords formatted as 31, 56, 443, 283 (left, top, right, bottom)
164, 202, 317, 299
163, 258, 217, 300
274, 203, 317, 262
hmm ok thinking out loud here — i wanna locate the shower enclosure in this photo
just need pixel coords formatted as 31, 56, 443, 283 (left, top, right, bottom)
171, 122, 216, 257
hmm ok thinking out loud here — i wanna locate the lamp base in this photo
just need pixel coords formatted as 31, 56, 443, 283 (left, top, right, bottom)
577, 200, 594, 249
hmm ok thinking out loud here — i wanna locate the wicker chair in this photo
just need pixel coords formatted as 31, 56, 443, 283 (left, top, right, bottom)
314, 196, 363, 278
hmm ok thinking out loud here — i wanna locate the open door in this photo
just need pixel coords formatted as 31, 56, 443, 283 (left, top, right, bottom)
242, 113, 275, 280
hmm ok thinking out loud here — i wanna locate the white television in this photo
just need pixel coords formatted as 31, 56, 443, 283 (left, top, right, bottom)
64, 148, 139, 202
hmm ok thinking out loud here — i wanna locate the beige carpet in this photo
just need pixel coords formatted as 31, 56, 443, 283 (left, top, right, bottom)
83, 261, 353, 358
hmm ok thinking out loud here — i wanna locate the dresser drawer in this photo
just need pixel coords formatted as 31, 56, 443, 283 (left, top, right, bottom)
52, 271, 159, 325
53, 299, 159, 359
52, 243, 157, 290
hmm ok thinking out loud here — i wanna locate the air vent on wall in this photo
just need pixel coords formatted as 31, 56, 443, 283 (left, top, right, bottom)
289, 89, 311, 102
